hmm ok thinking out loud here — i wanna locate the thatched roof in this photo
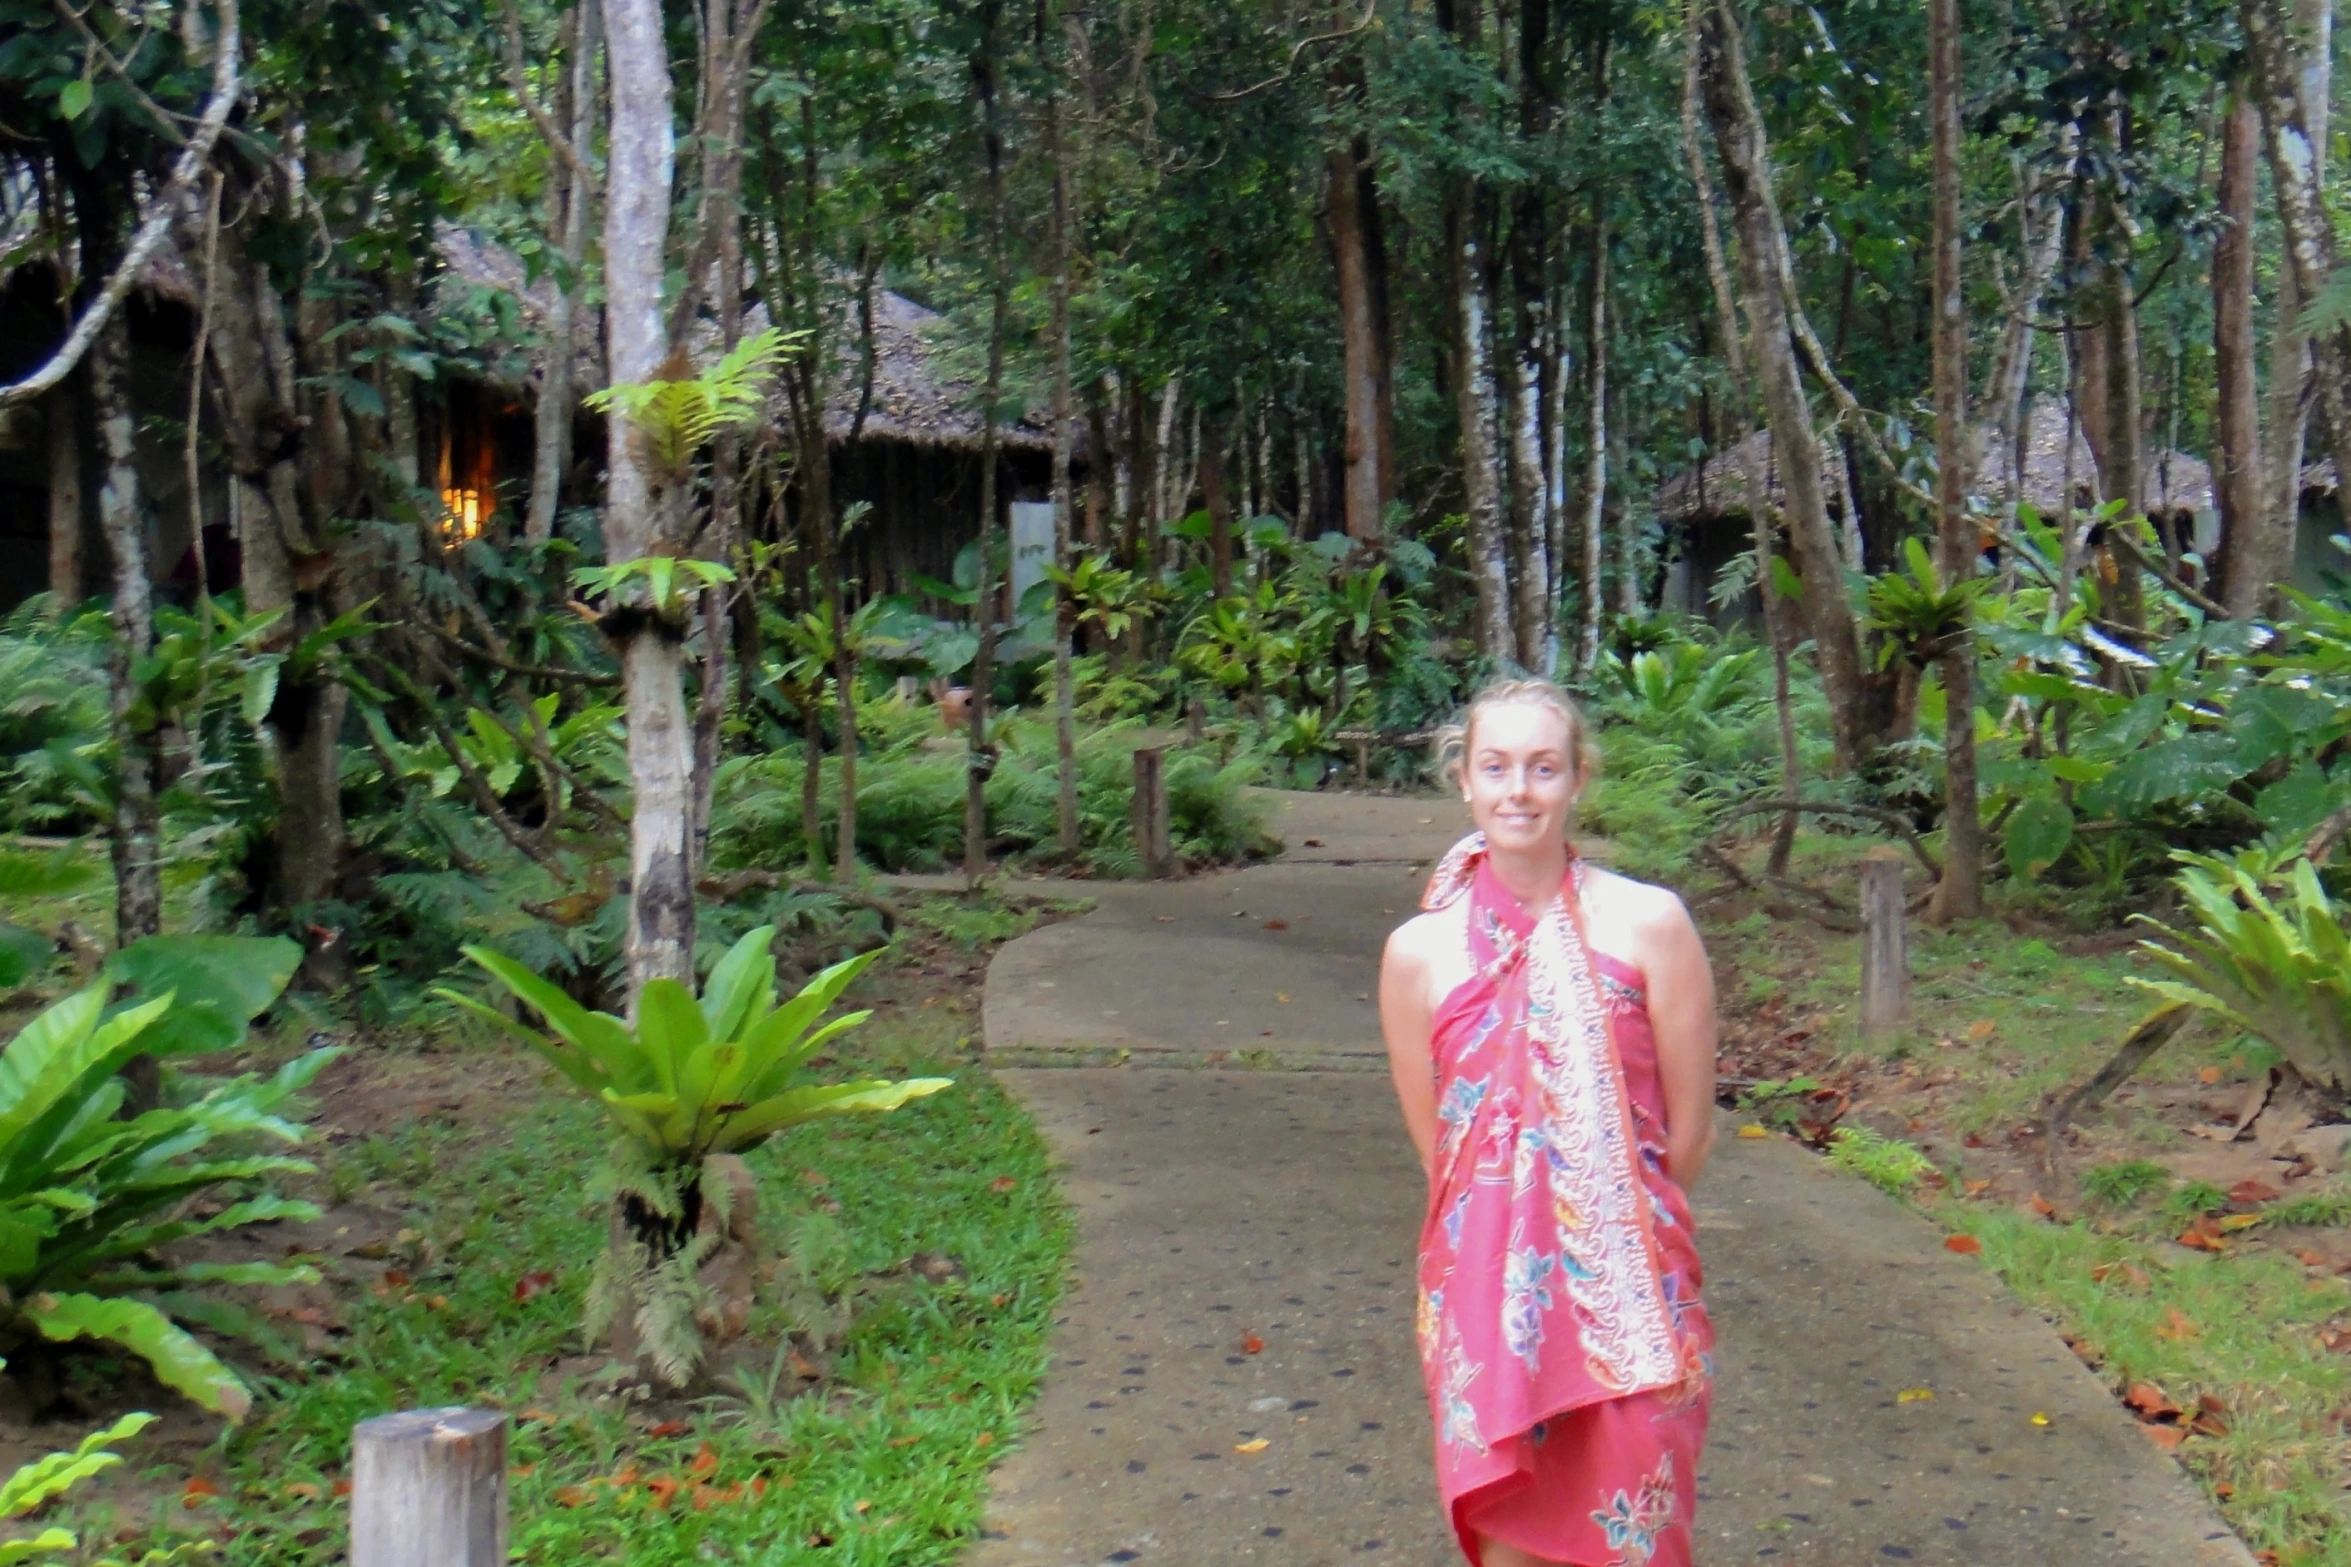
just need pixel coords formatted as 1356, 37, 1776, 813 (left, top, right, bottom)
433, 224, 1052, 454
1658, 400, 2211, 522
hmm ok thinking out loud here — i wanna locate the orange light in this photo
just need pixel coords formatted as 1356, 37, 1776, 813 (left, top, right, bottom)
440, 487, 485, 541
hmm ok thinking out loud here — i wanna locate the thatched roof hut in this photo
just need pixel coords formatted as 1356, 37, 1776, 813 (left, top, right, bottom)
1656, 401, 2212, 523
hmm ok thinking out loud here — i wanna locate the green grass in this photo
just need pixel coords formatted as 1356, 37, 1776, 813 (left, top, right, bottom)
65, 1017, 1071, 1566
1952, 1206, 2351, 1565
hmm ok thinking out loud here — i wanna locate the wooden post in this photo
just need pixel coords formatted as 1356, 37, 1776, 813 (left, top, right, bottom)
1185, 694, 1205, 743
352, 1407, 508, 1567
1132, 745, 1172, 879
1859, 847, 1909, 1039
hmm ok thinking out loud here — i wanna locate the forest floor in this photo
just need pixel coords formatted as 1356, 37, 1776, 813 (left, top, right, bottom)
967, 791, 2252, 1567
0, 905, 1078, 1567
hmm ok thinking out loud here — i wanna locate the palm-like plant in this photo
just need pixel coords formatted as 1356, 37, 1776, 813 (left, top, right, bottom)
440, 925, 948, 1385
2131, 848, 2351, 1089
0, 980, 335, 1420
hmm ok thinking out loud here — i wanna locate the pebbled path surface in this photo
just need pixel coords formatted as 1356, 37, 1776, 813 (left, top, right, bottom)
968, 793, 2253, 1567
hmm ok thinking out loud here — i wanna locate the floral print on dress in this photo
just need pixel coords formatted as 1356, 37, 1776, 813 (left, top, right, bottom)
1500, 1235, 1556, 1371
1591, 1455, 1678, 1566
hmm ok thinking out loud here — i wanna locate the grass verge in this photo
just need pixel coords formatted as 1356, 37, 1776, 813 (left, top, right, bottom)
61, 1011, 1070, 1566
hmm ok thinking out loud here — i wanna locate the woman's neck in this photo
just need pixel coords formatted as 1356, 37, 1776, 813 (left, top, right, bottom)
1485, 838, 1571, 913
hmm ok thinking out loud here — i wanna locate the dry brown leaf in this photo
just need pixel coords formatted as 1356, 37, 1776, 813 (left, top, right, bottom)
1944, 1234, 1983, 1255
2155, 1306, 2201, 1342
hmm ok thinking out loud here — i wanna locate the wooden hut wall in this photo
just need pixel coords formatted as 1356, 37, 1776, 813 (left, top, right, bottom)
828, 438, 1051, 603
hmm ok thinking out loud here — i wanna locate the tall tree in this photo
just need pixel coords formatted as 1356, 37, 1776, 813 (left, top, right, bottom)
2213, 85, 2268, 615
1927, 0, 1980, 922
1045, 0, 1080, 861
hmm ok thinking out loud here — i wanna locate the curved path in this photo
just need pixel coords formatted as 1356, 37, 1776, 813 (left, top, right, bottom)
970, 793, 2252, 1567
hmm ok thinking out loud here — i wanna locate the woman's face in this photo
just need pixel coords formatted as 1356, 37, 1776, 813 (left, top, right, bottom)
1461, 702, 1580, 855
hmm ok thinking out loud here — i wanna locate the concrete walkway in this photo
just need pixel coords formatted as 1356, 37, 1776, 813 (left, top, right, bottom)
971, 793, 2252, 1567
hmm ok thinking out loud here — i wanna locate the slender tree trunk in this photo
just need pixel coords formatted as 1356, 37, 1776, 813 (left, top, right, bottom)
965, 1, 1010, 887
1045, 0, 1080, 861
1453, 194, 1510, 663
529, 0, 600, 544
93, 313, 159, 950
2216, 87, 2271, 615
2259, 0, 2333, 591
1200, 438, 1235, 597
46, 379, 81, 609
604, 0, 694, 997
1697, 0, 1874, 771
1927, 0, 1980, 923
1578, 242, 1609, 671
2097, 173, 2148, 632
1978, 152, 2067, 542
1329, 137, 1389, 541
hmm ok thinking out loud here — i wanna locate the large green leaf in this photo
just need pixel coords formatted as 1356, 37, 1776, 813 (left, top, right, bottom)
23, 1293, 252, 1420
709, 1076, 954, 1150
102, 935, 299, 1058
699, 925, 777, 1042
0, 992, 172, 1179
0, 1408, 153, 1521
2004, 793, 2075, 882
458, 947, 645, 1085
2082, 732, 2243, 813
0, 924, 50, 990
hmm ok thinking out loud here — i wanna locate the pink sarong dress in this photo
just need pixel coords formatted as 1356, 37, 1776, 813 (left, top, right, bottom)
1414, 836, 1713, 1566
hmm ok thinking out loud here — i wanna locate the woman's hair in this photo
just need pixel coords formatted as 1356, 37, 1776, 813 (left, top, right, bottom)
1433, 677, 1597, 793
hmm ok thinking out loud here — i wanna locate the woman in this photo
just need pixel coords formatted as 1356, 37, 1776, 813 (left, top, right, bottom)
1379, 679, 1719, 1567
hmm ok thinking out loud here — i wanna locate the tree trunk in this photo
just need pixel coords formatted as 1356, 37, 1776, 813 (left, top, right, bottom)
1696, 0, 1875, 771
1328, 137, 1390, 541
46, 379, 81, 609
603, 0, 694, 998
2098, 178, 2148, 633
1578, 240, 1609, 671
1977, 151, 2067, 541
1046, 3, 1080, 862
2215, 88, 2271, 615
1452, 186, 1511, 664
93, 313, 159, 950
1927, 0, 1980, 924
965, 0, 1010, 887
1200, 438, 1235, 598
2260, 0, 2333, 591
528, 0, 600, 544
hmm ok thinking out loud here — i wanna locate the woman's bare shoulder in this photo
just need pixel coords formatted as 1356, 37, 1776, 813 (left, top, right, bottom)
1383, 898, 1466, 970
1580, 863, 1701, 942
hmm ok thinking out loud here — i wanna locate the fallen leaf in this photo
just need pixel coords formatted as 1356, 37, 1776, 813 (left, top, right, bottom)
1241, 1333, 1265, 1355
646, 1476, 681, 1510
2298, 1249, 2330, 1269
1963, 1178, 1994, 1197
382, 1269, 411, 1289
1965, 1019, 1997, 1041
2229, 1179, 2280, 1204
1896, 1387, 1934, 1404
1736, 1124, 1771, 1140
2176, 1217, 2229, 1252
646, 1420, 689, 1438
989, 1176, 1019, 1194
2155, 1306, 2201, 1342
1944, 1234, 1983, 1255
2191, 1394, 2231, 1436
1275, 992, 1290, 1003
2219, 1213, 2264, 1231
181, 1477, 222, 1508
1262, 919, 1290, 931
854, 1499, 873, 1514
2198, 1065, 2224, 1085
2029, 1411, 2051, 1427
332, 1479, 352, 1498
1153, 915, 1175, 923
554, 1485, 593, 1508
2028, 1194, 2057, 1219
513, 1270, 557, 1303
974, 1432, 993, 1447
788, 1350, 821, 1379
1234, 1438, 1270, 1454
611, 1465, 641, 1486
2123, 1382, 2180, 1420
2090, 1261, 2152, 1289
689, 1443, 719, 1477
2140, 1422, 2186, 1451
518, 1407, 557, 1425
283, 1481, 321, 1501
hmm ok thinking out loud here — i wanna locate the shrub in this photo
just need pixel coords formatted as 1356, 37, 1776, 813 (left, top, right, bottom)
0, 1390, 207, 1564
1824, 1126, 1936, 1196
2081, 1159, 2170, 1209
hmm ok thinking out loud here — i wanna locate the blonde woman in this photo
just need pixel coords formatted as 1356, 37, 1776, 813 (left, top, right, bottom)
1379, 679, 1719, 1567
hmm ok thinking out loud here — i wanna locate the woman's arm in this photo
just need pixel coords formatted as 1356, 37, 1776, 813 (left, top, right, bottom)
1640, 891, 1720, 1190
1379, 923, 1440, 1182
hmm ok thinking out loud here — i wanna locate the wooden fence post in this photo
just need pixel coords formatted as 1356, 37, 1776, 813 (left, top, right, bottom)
1859, 846, 1909, 1039
352, 1407, 508, 1567
1132, 745, 1172, 879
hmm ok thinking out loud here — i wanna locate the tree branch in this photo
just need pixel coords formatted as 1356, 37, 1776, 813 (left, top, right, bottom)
1207, 0, 1378, 102
499, 0, 593, 186
0, 0, 240, 409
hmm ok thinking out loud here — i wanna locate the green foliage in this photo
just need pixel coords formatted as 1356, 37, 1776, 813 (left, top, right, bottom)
2131, 850, 2351, 1090
583, 328, 793, 475
1823, 1125, 1936, 1196
0, 1395, 208, 1565
1865, 537, 1984, 668
443, 926, 949, 1383
100, 935, 301, 1059
2163, 1181, 2232, 1225
0, 983, 336, 1419
1737, 1076, 1821, 1132
2080, 1159, 2171, 1209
